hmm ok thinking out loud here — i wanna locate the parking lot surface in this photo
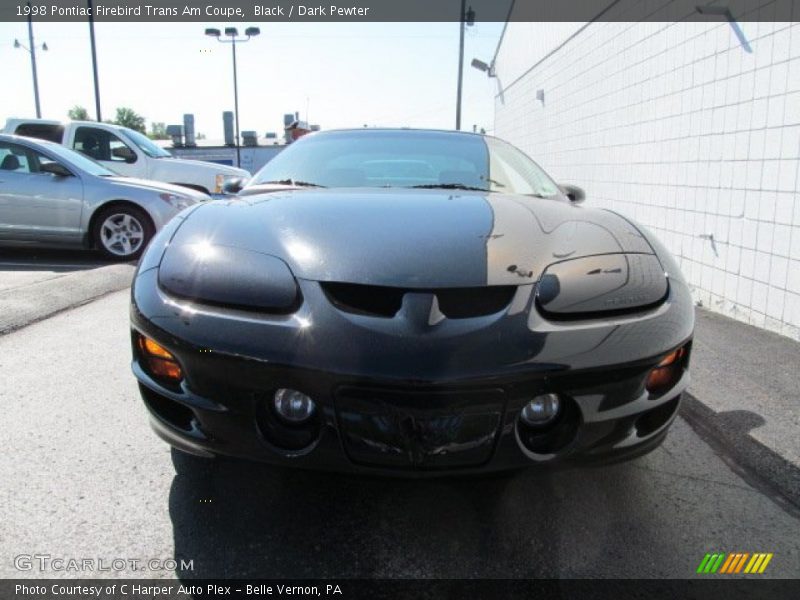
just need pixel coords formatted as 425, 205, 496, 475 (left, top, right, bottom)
1, 285, 799, 579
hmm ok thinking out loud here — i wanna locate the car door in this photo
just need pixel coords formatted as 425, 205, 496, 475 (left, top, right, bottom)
71, 125, 146, 178
0, 141, 84, 242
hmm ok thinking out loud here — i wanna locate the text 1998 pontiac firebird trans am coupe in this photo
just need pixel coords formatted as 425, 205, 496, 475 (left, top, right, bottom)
130, 129, 694, 476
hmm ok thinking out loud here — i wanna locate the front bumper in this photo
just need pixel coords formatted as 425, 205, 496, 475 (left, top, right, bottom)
130, 274, 692, 475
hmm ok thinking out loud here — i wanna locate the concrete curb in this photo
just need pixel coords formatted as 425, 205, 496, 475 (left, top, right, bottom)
0, 264, 135, 335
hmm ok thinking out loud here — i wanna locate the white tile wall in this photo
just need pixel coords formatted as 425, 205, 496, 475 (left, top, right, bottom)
494, 18, 800, 341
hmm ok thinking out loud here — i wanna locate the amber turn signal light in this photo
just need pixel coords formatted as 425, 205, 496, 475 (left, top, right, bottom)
141, 336, 174, 359
137, 334, 183, 383
646, 346, 686, 393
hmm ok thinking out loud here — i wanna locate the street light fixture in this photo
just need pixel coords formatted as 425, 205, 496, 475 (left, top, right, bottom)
14, 4, 47, 118
206, 26, 260, 168
470, 58, 494, 77
455, 1, 475, 130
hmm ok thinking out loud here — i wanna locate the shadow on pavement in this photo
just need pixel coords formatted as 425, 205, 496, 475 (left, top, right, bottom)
165, 445, 692, 579
0, 247, 112, 272
680, 394, 800, 519
168, 448, 567, 579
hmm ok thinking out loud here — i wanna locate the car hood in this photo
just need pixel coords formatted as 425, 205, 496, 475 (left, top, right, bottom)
158, 157, 249, 178
105, 176, 210, 201
165, 188, 656, 287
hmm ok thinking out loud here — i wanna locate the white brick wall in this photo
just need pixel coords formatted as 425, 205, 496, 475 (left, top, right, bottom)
494, 18, 800, 340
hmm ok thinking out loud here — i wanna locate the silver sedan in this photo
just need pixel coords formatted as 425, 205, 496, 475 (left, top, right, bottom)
0, 133, 209, 260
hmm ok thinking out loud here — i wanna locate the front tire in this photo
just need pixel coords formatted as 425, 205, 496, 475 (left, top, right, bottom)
93, 205, 154, 260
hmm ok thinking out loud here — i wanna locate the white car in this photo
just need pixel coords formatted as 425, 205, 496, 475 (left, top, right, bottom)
3, 118, 249, 195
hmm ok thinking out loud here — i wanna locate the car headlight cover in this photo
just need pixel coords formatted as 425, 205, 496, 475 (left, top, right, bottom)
536, 253, 668, 318
159, 192, 195, 211
158, 243, 300, 312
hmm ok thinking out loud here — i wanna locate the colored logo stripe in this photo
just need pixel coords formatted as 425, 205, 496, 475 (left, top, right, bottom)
697, 553, 726, 573
699, 552, 773, 574
744, 553, 774, 573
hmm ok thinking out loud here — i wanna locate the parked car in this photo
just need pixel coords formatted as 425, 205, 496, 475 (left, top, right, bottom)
0, 134, 209, 259
3, 118, 249, 194
131, 128, 694, 475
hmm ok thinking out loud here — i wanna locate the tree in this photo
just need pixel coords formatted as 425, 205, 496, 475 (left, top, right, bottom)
113, 107, 146, 133
149, 122, 169, 140
67, 105, 90, 120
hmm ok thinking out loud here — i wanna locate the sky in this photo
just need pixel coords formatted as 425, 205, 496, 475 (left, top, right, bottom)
0, 21, 504, 141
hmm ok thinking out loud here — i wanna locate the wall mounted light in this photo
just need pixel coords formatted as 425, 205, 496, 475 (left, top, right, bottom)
696, 4, 752, 52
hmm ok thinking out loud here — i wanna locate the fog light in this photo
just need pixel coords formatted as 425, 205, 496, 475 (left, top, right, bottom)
520, 393, 562, 426
273, 388, 316, 423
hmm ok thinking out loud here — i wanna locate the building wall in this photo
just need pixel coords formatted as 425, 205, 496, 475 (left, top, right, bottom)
494, 18, 800, 340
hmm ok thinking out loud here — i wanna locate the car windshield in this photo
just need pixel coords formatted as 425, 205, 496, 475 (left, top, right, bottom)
249, 130, 561, 197
124, 128, 172, 158
40, 142, 119, 177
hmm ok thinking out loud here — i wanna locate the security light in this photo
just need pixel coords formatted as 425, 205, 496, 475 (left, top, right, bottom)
696, 4, 729, 16
471, 58, 490, 72
470, 58, 495, 77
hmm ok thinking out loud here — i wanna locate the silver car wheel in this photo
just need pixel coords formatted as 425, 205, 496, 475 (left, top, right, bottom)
100, 213, 145, 257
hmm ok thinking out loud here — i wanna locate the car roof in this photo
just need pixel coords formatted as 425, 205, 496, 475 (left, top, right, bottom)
0, 133, 58, 147
312, 127, 485, 137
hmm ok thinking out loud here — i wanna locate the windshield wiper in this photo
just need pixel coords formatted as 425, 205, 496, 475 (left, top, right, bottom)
262, 178, 326, 188
480, 177, 506, 188
408, 183, 491, 192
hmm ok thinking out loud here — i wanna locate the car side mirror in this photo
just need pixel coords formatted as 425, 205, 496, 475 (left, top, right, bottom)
560, 184, 585, 204
40, 161, 73, 177
222, 178, 245, 194
113, 146, 137, 163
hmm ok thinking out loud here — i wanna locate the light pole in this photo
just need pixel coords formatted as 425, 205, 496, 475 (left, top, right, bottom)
87, 0, 102, 121
14, 2, 47, 118
455, 1, 475, 130
205, 26, 260, 168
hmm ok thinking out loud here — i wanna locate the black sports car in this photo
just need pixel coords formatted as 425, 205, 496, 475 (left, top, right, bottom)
130, 129, 693, 475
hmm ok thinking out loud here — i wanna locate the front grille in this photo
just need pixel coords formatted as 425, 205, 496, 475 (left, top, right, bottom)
335, 386, 505, 469
322, 282, 405, 317
321, 282, 516, 319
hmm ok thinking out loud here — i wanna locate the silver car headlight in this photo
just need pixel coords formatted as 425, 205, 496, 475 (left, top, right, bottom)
158, 192, 195, 211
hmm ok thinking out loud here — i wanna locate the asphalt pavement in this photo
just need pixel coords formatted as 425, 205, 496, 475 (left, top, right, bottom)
1, 258, 799, 579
